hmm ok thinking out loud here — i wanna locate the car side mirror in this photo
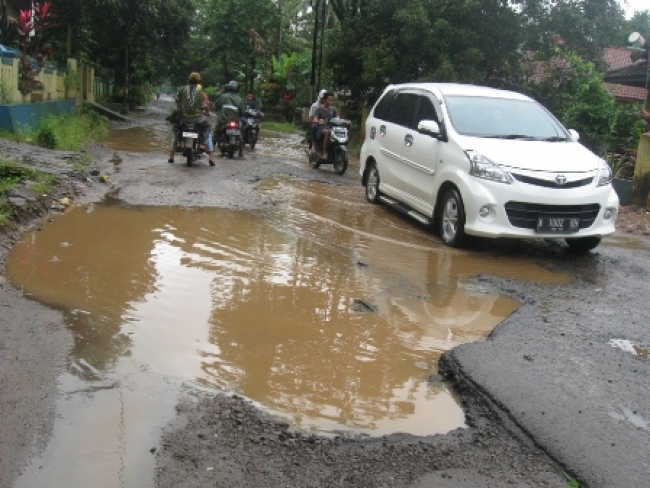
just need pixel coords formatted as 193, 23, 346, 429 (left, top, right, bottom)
568, 129, 580, 141
418, 120, 442, 138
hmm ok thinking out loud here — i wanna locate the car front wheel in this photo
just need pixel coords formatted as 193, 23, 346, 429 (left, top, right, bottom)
365, 163, 380, 203
439, 188, 466, 247
565, 236, 601, 253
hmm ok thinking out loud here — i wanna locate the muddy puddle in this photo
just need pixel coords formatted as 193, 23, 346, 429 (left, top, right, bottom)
103, 123, 310, 165
7, 178, 572, 487
104, 124, 173, 153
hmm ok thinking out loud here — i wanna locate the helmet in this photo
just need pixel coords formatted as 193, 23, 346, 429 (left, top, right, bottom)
225, 80, 239, 92
188, 72, 201, 84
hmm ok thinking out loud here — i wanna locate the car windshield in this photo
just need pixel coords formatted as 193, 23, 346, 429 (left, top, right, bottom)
444, 95, 568, 140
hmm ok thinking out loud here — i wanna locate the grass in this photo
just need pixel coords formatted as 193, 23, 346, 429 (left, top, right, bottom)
34, 109, 109, 150
0, 108, 109, 151
0, 158, 58, 228
263, 121, 301, 134
29, 172, 55, 196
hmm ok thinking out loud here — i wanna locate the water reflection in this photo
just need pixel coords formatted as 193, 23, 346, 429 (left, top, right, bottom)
7, 179, 573, 484
103, 124, 172, 153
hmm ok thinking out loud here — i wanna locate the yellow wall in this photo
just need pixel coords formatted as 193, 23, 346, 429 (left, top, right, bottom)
0, 56, 96, 105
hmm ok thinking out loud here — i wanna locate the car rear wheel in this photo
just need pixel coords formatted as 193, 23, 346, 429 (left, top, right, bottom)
439, 188, 467, 247
365, 163, 380, 203
565, 236, 601, 253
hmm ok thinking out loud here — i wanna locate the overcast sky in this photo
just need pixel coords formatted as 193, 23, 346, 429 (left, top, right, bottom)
619, 0, 649, 19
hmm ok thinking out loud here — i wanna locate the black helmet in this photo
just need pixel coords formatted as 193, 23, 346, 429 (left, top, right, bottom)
225, 80, 239, 92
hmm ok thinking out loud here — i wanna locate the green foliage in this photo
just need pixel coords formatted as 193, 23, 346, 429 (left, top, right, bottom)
526, 48, 617, 155
32, 110, 108, 151
202, 0, 280, 86
326, 0, 522, 95
263, 121, 300, 134
515, 0, 626, 65
29, 173, 55, 196
0, 79, 14, 104
63, 70, 81, 91
0, 160, 30, 194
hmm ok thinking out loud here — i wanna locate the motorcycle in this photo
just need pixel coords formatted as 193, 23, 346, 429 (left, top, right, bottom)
241, 108, 261, 151
218, 119, 243, 158
176, 119, 208, 167
305, 118, 350, 175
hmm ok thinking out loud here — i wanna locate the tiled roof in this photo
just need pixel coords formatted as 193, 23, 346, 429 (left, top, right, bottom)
602, 47, 647, 101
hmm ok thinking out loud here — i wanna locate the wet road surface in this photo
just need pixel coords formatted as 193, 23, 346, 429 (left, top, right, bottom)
3, 100, 648, 488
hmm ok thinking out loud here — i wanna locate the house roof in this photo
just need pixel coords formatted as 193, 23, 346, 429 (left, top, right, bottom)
602, 46, 648, 99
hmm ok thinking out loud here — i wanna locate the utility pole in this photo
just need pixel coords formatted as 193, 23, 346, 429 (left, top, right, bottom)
310, 0, 320, 101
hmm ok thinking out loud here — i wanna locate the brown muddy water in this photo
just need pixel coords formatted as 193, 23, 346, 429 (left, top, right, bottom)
103, 124, 173, 153
7, 178, 572, 487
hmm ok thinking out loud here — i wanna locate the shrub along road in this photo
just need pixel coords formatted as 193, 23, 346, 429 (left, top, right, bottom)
1, 100, 648, 487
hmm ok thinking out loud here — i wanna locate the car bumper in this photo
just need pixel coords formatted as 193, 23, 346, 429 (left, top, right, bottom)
457, 175, 619, 239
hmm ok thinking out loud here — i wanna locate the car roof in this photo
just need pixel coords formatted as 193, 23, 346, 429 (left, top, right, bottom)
384, 82, 533, 102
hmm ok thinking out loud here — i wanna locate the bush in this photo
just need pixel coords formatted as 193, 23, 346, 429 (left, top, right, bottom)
35, 122, 58, 149
32, 110, 108, 151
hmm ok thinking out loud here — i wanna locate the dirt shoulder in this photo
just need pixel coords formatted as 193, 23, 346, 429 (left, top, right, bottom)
1, 102, 648, 487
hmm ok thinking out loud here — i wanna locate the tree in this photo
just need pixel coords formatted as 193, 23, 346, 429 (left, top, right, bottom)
515, 0, 626, 67
202, 0, 280, 86
326, 0, 523, 95
528, 48, 618, 154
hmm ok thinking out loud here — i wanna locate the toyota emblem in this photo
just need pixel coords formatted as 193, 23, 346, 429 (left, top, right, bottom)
555, 174, 567, 186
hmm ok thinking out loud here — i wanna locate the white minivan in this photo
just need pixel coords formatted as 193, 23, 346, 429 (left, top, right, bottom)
359, 83, 619, 252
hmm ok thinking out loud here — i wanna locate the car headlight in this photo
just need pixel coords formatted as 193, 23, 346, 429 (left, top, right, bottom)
597, 159, 612, 187
466, 151, 512, 184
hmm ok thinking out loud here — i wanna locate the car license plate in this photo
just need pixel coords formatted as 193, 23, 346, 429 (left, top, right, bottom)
536, 216, 580, 233
226, 129, 240, 135
182, 132, 198, 138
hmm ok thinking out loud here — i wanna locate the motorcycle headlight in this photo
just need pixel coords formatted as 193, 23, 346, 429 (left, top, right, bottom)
466, 151, 512, 184
597, 159, 612, 187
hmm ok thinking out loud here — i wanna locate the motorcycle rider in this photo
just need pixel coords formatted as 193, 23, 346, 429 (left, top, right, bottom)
309, 89, 327, 154
214, 81, 245, 148
241, 92, 264, 150
314, 91, 350, 159
169, 72, 215, 165
244, 92, 263, 114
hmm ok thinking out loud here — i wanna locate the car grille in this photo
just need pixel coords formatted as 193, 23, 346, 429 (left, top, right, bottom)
504, 202, 601, 229
511, 173, 594, 188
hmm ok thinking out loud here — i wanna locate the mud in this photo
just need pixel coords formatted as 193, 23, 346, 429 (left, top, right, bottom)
1, 99, 648, 487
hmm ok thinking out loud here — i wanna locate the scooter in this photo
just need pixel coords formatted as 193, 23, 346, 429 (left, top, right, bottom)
241, 108, 261, 151
305, 118, 350, 175
218, 119, 243, 158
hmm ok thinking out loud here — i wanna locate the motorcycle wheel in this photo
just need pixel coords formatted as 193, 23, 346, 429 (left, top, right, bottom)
309, 150, 321, 169
334, 150, 348, 175
249, 132, 257, 151
228, 146, 234, 158
184, 148, 193, 167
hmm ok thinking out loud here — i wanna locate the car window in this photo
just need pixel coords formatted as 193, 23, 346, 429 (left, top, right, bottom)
444, 96, 567, 139
386, 92, 420, 129
372, 89, 397, 121
414, 96, 438, 124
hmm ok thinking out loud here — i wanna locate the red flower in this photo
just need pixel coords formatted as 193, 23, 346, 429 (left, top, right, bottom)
35, 2, 52, 19
18, 9, 33, 36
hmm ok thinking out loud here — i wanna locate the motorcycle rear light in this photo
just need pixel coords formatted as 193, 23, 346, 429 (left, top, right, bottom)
228, 121, 237, 128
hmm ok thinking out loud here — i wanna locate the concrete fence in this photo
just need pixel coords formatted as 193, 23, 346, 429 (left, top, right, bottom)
0, 54, 102, 132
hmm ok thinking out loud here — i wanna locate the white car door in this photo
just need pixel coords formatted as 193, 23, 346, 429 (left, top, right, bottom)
408, 93, 443, 215
377, 90, 422, 204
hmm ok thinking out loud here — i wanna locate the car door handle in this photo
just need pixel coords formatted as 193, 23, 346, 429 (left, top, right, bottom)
404, 134, 413, 147
379, 125, 386, 137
